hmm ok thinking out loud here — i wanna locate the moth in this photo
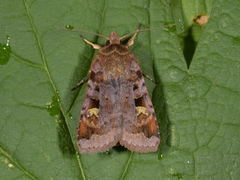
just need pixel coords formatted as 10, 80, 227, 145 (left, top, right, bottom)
75, 29, 160, 153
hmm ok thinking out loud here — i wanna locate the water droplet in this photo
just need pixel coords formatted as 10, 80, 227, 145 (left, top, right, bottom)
8, 163, 14, 168
67, 113, 73, 120
65, 25, 74, 30
171, 172, 183, 180
169, 167, 174, 174
167, 66, 187, 82
158, 153, 163, 159
6, 35, 10, 46
0, 35, 11, 65
164, 22, 177, 32
105, 150, 111, 154
46, 94, 60, 116
144, 4, 149, 8
183, 75, 211, 98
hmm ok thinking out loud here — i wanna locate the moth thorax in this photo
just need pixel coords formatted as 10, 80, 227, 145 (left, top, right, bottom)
109, 32, 120, 45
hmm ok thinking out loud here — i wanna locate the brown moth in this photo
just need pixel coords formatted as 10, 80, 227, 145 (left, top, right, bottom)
76, 30, 160, 153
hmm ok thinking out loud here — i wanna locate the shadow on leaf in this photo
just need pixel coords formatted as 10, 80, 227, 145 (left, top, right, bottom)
57, 112, 75, 156
183, 27, 197, 68
152, 72, 171, 157
64, 40, 95, 112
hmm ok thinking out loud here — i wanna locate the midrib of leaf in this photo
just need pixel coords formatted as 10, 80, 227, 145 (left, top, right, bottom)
22, 0, 86, 179
67, 0, 107, 113
0, 145, 38, 180
119, 152, 134, 180
118, 1, 156, 179
118, 1, 154, 179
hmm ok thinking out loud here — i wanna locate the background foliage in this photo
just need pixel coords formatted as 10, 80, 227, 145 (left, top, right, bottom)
1, 0, 240, 179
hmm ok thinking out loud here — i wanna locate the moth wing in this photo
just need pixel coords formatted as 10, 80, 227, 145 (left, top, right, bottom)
119, 67, 160, 152
77, 79, 121, 153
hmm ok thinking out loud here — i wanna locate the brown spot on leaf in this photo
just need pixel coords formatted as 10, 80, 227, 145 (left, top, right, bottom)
193, 15, 209, 25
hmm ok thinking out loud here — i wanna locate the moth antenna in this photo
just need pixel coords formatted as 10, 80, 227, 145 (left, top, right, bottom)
137, 23, 176, 33
120, 23, 176, 42
56, 26, 110, 40
119, 24, 142, 41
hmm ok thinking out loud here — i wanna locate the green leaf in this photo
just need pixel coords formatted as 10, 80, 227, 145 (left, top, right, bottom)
1, 0, 240, 179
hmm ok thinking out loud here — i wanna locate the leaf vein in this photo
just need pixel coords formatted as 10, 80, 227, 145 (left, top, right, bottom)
0, 145, 38, 180
11, 52, 44, 70
119, 152, 134, 180
22, 0, 86, 179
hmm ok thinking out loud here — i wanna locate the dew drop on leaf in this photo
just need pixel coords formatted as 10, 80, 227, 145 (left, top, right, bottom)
46, 94, 60, 116
164, 22, 177, 32
65, 24, 74, 30
143, 4, 149, 8
67, 113, 73, 120
0, 35, 11, 65
155, 39, 160, 44
8, 163, 14, 168
171, 173, 183, 180
158, 153, 164, 160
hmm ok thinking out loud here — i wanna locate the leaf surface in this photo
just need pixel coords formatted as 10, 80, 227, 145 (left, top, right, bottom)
0, 0, 240, 179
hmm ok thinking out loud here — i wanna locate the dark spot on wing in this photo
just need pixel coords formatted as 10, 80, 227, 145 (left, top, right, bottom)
95, 86, 99, 92
90, 71, 103, 82
135, 96, 146, 106
89, 98, 99, 108
133, 84, 138, 90
136, 70, 142, 78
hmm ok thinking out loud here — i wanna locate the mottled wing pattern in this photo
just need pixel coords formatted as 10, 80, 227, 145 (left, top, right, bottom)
119, 59, 160, 152
77, 32, 160, 153
77, 61, 122, 153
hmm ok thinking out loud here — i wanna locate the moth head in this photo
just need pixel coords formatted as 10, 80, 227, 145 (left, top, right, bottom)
108, 32, 120, 45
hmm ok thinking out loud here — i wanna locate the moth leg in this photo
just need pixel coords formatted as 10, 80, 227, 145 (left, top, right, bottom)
124, 24, 141, 47
143, 73, 158, 84
126, 30, 139, 47
71, 75, 89, 91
